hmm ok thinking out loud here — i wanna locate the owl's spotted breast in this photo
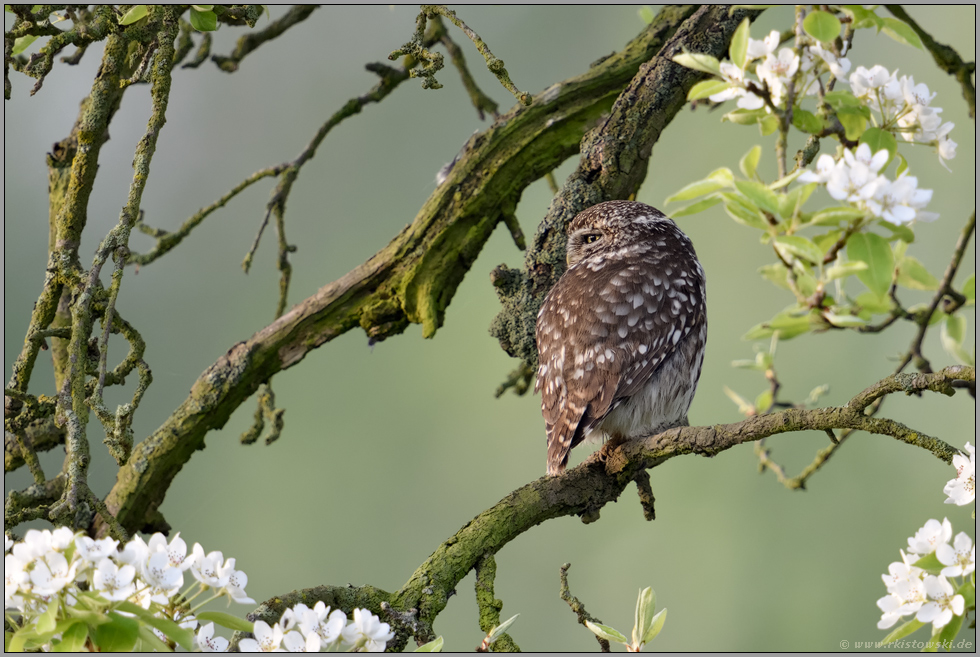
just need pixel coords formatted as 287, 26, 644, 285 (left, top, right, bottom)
534, 200, 706, 475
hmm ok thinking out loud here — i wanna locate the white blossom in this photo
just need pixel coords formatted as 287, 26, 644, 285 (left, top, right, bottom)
190, 544, 231, 589
143, 550, 184, 592
746, 30, 780, 61
756, 48, 800, 107
341, 608, 395, 652
29, 551, 78, 596
710, 62, 765, 110
867, 174, 935, 225
239, 620, 284, 652
75, 536, 119, 563
92, 558, 137, 602
916, 576, 965, 630
197, 622, 230, 652
943, 442, 975, 505
936, 532, 975, 578
907, 518, 953, 556
299, 602, 347, 647
148, 532, 195, 572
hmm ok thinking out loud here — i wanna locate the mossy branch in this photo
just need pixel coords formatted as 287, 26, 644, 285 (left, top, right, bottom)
389, 4, 530, 105
490, 4, 762, 368
243, 366, 970, 649
212, 5, 318, 72
94, 6, 697, 539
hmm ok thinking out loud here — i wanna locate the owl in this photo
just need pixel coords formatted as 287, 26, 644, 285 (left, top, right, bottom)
535, 200, 707, 476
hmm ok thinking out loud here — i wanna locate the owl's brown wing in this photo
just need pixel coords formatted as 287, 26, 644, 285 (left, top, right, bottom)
536, 256, 705, 475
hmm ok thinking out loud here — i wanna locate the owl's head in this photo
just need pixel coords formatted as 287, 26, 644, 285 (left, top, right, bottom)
565, 200, 679, 267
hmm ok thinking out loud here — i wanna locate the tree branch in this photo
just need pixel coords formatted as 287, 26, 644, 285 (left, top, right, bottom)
94, 5, 699, 538
884, 5, 976, 119
242, 366, 970, 648
490, 4, 763, 367
212, 5, 318, 73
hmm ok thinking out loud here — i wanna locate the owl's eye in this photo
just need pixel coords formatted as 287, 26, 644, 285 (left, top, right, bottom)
583, 233, 601, 244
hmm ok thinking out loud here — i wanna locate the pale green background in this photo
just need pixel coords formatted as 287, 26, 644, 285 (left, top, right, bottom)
4, 6, 976, 651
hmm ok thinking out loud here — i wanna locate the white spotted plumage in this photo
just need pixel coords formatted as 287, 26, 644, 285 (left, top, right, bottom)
534, 201, 707, 476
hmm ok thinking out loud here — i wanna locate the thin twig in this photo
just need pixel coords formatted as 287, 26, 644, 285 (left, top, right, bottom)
212, 5, 318, 73
559, 564, 610, 652
884, 5, 976, 119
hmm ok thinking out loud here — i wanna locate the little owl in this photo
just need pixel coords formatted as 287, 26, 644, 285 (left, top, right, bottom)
535, 200, 707, 475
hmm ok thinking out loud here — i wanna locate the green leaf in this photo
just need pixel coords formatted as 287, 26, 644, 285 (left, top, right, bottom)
823, 312, 867, 327
52, 621, 88, 652
637, 5, 655, 23
723, 108, 767, 126
190, 6, 217, 31
962, 274, 975, 304
415, 636, 445, 652
486, 614, 519, 645
633, 588, 656, 647
671, 196, 722, 218
839, 5, 884, 30
846, 232, 894, 298
881, 618, 924, 644
894, 152, 909, 177
810, 206, 867, 226
118, 4, 147, 25
773, 236, 824, 264
836, 106, 868, 141
769, 169, 804, 190
824, 90, 861, 108
793, 261, 818, 296
665, 179, 729, 204
37, 599, 60, 635
722, 193, 769, 230
641, 608, 667, 645
881, 16, 924, 49
956, 578, 975, 608
912, 552, 944, 572
11, 34, 38, 55
941, 315, 974, 366
730, 18, 750, 69
826, 261, 868, 280
196, 611, 255, 633
687, 79, 730, 101
935, 612, 964, 651
855, 291, 894, 315
759, 114, 779, 136
134, 624, 173, 653
791, 108, 824, 134
671, 52, 721, 76
745, 309, 814, 340
803, 10, 841, 42
759, 263, 791, 290
859, 127, 898, 162
8, 627, 40, 653
877, 219, 915, 243
707, 167, 735, 185
585, 620, 628, 644
896, 256, 939, 291
739, 145, 761, 180
813, 230, 842, 253
735, 180, 780, 215
192, 4, 215, 9
115, 601, 196, 651
754, 390, 773, 413
778, 184, 814, 219
93, 613, 139, 653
